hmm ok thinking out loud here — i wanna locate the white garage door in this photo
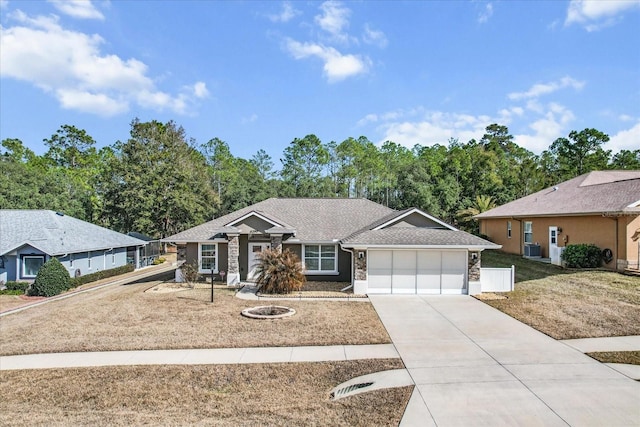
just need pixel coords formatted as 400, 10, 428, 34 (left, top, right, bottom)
368, 250, 467, 294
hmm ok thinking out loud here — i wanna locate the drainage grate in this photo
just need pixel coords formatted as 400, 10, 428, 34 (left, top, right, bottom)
330, 369, 414, 401
330, 382, 374, 399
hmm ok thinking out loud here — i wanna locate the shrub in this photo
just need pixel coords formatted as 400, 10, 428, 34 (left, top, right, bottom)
561, 244, 602, 268
6, 281, 30, 292
179, 261, 200, 283
255, 248, 305, 294
68, 264, 135, 288
29, 258, 71, 297
152, 257, 166, 265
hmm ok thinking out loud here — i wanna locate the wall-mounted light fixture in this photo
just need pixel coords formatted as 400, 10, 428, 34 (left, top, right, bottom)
358, 251, 364, 259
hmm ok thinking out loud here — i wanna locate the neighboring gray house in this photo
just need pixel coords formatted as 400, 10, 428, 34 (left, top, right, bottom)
0, 210, 147, 283
163, 198, 500, 295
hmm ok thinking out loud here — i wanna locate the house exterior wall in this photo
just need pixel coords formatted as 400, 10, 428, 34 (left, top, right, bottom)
58, 248, 128, 278
283, 243, 351, 282
480, 215, 637, 270
624, 216, 640, 269
1, 255, 16, 283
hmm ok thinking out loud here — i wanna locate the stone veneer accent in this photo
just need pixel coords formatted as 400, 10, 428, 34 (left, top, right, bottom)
270, 235, 283, 253
228, 235, 239, 278
354, 250, 367, 281
468, 251, 481, 281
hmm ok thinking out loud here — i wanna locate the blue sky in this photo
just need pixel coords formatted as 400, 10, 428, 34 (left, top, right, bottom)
1, 0, 639, 162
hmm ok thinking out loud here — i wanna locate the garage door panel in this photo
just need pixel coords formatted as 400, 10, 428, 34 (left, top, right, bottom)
368, 250, 392, 293
417, 251, 441, 294
368, 250, 467, 295
441, 251, 466, 294
392, 251, 416, 294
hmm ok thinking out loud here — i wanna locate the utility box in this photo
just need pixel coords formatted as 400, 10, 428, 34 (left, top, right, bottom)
524, 244, 541, 257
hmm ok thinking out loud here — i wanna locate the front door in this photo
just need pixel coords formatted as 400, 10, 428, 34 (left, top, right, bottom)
247, 243, 270, 281
549, 226, 559, 265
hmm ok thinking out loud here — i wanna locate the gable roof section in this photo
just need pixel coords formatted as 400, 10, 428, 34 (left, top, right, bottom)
475, 171, 640, 219
372, 208, 456, 231
0, 210, 146, 256
164, 198, 396, 242
341, 228, 500, 248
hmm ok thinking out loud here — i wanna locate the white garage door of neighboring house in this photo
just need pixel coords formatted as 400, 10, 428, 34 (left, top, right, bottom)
368, 250, 467, 294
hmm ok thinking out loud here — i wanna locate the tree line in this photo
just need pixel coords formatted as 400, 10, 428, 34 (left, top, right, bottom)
1, 119, 638, 238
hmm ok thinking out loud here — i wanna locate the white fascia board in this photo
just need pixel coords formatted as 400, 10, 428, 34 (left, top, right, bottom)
224, 211, 283, 228
373, 208, 457, 231
627, 199, 640, 208
345, 244, 501, 250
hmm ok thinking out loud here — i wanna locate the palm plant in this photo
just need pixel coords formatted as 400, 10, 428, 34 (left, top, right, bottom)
254, 248, 306, 294
456, 195, 496, 232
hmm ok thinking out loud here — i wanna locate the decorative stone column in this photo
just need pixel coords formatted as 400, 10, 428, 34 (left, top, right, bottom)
468, 251, 481, 295
227, 234, 240, 286
353, 249, 368, 295
270, 234, 283, 253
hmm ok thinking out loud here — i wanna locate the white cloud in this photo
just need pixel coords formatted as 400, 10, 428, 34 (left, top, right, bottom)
508, 76, 585, 100
241, 113, 258, 124
371, 110, 492, 148
269, 1, 301, 23
362, 24, 388, 48
513, 103, 576, 153
191, 81, 209, 99
285, 38, 369, 82
359, 99, 581, 154
47, 0, 104, 20
478, 2, 493, 24
607, 121, 640, 152
0, 10, 205, 117
315, 1, 351, 43
565, 0, 640, 31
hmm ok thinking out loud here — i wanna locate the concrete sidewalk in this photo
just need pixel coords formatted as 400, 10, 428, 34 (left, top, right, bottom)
0, 344, 399, 371
370, 295, 640, 427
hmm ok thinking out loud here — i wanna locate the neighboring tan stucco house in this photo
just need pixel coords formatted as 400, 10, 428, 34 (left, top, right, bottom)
163, 198, 500, 295
475, 171, 640, 271
0, 210, 147, 284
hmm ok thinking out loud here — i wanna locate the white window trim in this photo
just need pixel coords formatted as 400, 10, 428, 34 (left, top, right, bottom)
112, 250, 116, 265
22, 255, 45, 278
87, 251, 92, 270
524, 221, 533, 244
507, 221, 512, 239
198, 242, 219, 274
302, 244, 338, 275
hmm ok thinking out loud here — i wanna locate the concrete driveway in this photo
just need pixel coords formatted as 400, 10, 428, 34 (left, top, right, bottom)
370, 295, 639, 427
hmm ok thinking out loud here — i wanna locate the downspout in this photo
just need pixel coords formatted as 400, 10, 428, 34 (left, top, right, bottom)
340, 245, 355, 291
605, 215, 619, 270
512, 217, 523, 255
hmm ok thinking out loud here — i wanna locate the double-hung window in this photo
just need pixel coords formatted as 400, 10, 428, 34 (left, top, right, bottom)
198, 243, 218, 273
303, 244, 337, 273
524, 221, 533, 244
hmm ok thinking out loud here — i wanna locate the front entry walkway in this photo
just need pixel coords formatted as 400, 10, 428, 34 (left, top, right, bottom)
369, 295, 640, 427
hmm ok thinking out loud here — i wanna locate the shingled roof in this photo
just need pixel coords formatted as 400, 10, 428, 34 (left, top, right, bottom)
165, 198, 395, 242
475, 171, 640, 219
0, 210, 147, 256
165, 198, 499, 249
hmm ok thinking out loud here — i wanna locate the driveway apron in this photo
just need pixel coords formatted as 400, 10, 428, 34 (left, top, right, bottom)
369, 295, 639, 427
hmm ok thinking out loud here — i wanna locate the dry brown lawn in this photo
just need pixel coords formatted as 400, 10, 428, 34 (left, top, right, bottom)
480, 251, 640, 340
586, 351, 640, 366
0, 280, 390, 356
0, 359, 411, 426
